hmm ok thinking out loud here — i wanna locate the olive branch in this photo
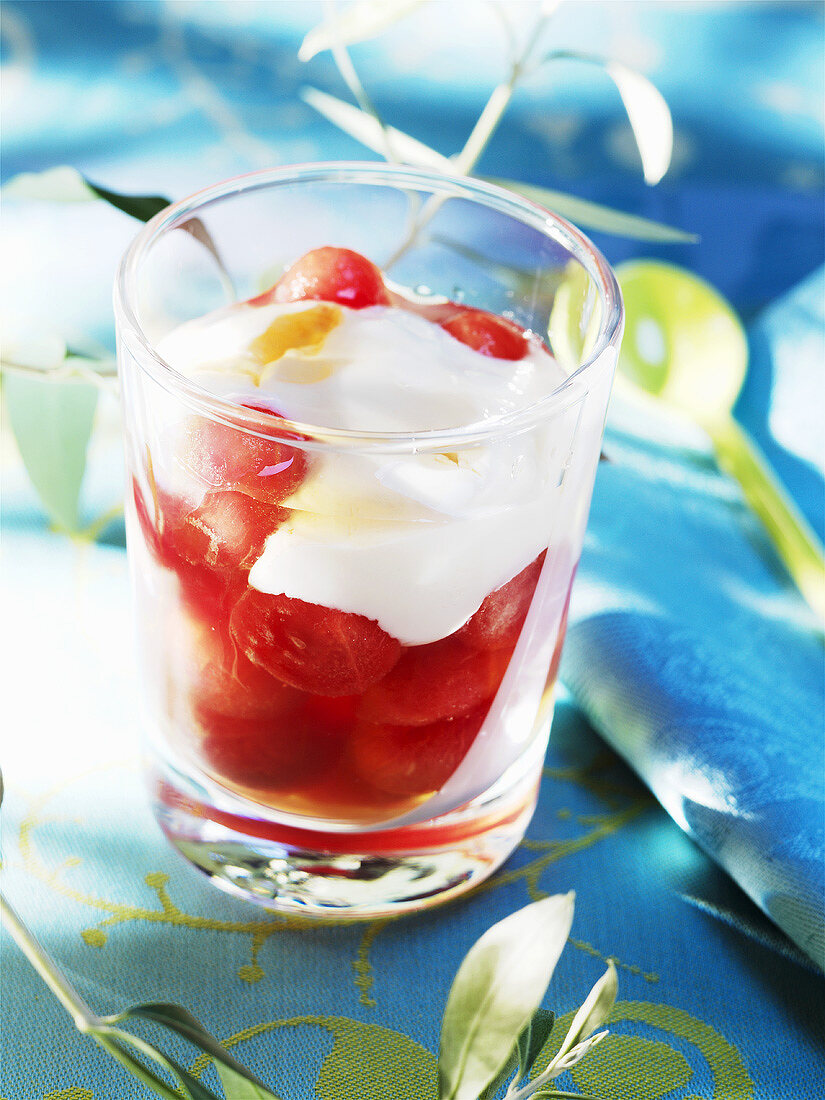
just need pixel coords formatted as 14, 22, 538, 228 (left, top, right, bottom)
2, 871, 615, 1100
0, 0, 690, 536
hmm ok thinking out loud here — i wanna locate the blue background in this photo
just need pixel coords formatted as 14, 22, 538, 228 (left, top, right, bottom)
1, 3, 823, 1098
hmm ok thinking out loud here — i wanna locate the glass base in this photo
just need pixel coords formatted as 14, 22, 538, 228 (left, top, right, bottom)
152, 765, 540, 918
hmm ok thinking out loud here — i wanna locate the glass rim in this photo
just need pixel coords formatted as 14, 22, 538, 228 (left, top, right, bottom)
114, 161, 623, 453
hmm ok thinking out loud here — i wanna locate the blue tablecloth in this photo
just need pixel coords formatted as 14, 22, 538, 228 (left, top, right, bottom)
2, 4, 823, 1098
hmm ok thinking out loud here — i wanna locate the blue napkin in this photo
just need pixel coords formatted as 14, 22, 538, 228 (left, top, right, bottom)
563, 268, 825, 970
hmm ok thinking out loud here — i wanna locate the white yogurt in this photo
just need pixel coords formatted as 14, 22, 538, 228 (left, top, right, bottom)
157, 299, 569, 644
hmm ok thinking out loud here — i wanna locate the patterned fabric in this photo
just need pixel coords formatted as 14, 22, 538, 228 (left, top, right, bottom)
565, 271, 825, 974
1, 3, 824, 1098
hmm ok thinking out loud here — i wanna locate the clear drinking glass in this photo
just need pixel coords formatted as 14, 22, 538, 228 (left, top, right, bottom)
114, 163, 623, 917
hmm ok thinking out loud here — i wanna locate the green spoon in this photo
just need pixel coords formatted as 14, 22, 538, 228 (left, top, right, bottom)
615, 260, 825, 623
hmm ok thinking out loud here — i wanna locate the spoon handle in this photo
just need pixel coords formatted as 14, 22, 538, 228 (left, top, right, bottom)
709, 415, 825, 624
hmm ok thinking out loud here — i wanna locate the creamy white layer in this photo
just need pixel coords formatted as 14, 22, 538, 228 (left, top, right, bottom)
157, 299, 568, 645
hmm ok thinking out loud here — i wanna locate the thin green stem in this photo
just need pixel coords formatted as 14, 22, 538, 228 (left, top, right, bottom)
452, 81, 514, 176
452, 10, 551, 177
94, 1035, 186, 1100
330, 39, 398, 163
507, 1061, 562, 1100
0, 890, 99, 1031
507, 1032, 607, 1100
489, 0, 518, 62
505, 1073, 524, 1097
325, 0, 398, 164
324, 0, 427, 242
385, 8, 551, 269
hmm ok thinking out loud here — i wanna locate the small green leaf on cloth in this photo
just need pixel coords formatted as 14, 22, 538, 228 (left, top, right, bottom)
548, 1030, 609, 1075
555, 962, 617, 1062
517, 1008, 556, 1082
92, 1036, 194, 1100
4, 371, 98, 532
477, 1008, 556, 1100
86, 178, 230, 293
214, 1063, 284, 1100
299, 0, 427, 61
94, 1028, 222, 1100
124, 1003, 279, 1097
437, 893, 575, 1100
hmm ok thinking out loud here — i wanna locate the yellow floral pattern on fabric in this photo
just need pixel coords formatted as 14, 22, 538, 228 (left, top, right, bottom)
571, 1037, 694, 1100
41, 1091, 95, 1100
181, 1004, 754, 1099
17, 758, 655, 1002
191, 1017, 439, 1099
12, 758, 755, 1098
537, 1002, 754, 1099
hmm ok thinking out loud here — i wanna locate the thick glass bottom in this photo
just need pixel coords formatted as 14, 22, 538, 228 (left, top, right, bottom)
152, 761, 541, 918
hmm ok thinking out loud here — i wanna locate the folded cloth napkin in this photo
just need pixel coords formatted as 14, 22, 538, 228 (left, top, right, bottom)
563, 267, 825, 970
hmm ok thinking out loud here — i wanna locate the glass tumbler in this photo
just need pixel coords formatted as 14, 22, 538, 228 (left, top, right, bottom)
114, 163, 623, 917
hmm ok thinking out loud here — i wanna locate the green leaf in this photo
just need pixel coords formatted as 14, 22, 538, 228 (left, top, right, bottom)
84, 177, 232, 293
125, 1003, 279, 1097
1, 164, 170, 219
301, 86, 453, 170
299, 84, 691, 244
477, 1046, 519, 1100
549, 1030, 608, 1075
97, 1027, 222, 1100
84, 180, 170, 222
1, 881, 274, 1100
538, 52, 673, 185
517, 1008, 556, 1082
215, 1063, 284, 1100
604, 60, 673, 185
4, 165, 235, 315
94, 1034, 191, 1100
555, 962, 617, 1063
1, 164, 98, 202
478, 1008, 557, 1100
491, 179, 697, 243
299, 0, 426, 61
438, 893, 575, 1100
4, 370, 98, 532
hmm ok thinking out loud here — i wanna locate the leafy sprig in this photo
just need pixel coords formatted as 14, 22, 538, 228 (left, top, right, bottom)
298, 0, 685, 216
2, 875, 615, 1100
1, 0, 692, 531
438, 891, 618, 1100
1, 757, 613, 1100
1, 749, 613, 1099
295, 0, 689, 271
